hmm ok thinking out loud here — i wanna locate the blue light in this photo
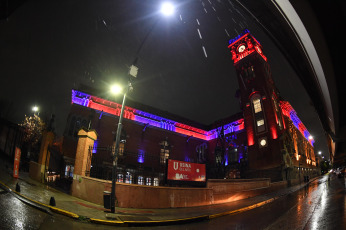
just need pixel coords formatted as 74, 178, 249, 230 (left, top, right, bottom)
92, 141, 98, 153
138, 150, 144, 163
228, 29, 250, 45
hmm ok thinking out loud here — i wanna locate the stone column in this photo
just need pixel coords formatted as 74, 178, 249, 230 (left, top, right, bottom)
74, 128, 97, 176
30, 131, 55, 182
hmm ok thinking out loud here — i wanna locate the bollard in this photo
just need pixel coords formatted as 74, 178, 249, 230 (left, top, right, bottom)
15, 183, 20, 192
49, 196, 56, 206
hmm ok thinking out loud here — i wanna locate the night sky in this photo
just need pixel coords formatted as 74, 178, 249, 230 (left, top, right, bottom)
0, 0, 329, 159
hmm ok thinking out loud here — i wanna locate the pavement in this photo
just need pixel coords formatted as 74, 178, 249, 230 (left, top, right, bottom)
0, 160, 317, 227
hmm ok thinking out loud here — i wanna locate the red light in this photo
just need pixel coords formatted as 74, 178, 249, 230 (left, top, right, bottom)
247, 128, 254, 146
271, 126, 278, 139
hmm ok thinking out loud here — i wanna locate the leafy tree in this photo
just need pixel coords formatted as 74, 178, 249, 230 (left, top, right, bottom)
19, 114, 46, 148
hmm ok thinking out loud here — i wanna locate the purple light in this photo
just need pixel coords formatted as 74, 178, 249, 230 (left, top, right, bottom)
138, 150, 144, 163
92, 140, 98, 153
225, 154, 228, 166
71, 89, 244, 141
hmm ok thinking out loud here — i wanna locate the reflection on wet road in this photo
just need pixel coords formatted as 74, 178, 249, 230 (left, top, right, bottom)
265, 174, 345, 230
0, 189, 48, 230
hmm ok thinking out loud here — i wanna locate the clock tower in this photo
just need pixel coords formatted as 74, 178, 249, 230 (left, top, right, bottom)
228, 30, 286, 181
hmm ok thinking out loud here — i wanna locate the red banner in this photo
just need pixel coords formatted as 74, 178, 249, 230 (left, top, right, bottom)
13, 147, 21, 178
167, 159, 206, 182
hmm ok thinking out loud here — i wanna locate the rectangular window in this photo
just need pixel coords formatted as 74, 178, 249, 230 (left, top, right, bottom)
257, 119, 264, 126
153, 178, 159, 186
146, 178, 152, 186
137, 176, 144, 185
117, 174, 124, 183
118, 141, 125, 156
253, 99, 262, 113
160, 149, 169, 164
125, 173, 132, 184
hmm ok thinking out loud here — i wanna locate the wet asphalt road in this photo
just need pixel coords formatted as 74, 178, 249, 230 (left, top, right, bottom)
0, 174, 344, 230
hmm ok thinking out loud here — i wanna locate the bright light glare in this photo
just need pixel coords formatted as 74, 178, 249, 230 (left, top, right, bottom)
160, 2, 175, 16
32, 106, 39, 112
308, 135, 313, 140
318, 151, 322, 155
110, 85, 122, 95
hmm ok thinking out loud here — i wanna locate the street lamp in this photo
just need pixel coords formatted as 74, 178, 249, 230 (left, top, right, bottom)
32, 106, 39, 114
160, 2, 175, 16
110, 85, 123, 95
109, 2, 175, 213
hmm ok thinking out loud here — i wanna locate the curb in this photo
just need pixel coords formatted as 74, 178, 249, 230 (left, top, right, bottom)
0, 180, 79, 219
124, 215, 210, 227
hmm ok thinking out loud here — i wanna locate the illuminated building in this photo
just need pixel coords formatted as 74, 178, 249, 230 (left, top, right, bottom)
228, 29, 318, 181
62, 30, 318, 185
62, 88, 247, 185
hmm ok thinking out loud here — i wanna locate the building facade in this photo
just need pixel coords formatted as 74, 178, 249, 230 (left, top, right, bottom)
61, 30, 318, 186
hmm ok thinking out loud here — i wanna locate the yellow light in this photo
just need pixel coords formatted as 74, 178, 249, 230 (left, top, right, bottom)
32, 106, 39, 112
110, 85, 122, 95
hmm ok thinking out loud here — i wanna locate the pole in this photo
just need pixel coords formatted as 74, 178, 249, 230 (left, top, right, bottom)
110, 82, 129, 213
298, 155, 301, 184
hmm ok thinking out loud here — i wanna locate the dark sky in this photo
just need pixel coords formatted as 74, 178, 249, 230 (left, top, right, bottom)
0, 0, 329, 159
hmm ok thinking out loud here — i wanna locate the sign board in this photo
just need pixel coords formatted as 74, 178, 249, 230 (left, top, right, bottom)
167, 159, 206, 182
13, 147, 21, 178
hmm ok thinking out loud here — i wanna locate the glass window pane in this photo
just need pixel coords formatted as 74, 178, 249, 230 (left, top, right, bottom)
257, 119, 264, 126
253, 99, 262, 113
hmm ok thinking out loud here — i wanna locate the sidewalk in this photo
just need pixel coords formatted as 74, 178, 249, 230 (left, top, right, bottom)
0, 161, 316, 227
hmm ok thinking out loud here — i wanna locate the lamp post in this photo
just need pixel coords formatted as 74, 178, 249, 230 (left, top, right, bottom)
298, 154, 301, 183
109, 2, 175, 213
110, 81, 133, 213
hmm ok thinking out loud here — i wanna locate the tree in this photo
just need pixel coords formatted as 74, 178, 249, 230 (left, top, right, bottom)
19, 114, 46, 148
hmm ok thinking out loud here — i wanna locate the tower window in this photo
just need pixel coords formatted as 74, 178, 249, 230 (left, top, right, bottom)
257, 119, 264, 126
253, 98, 262, 113
251, 94, 266, 133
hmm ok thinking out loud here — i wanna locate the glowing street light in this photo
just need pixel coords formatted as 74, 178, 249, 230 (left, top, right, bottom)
160, 2, 175, 16
110, 84, 123, 95
308, 135, 313, 140
318, 151, 322, 155
108, 3, 175, 213
32, 106, 39, 112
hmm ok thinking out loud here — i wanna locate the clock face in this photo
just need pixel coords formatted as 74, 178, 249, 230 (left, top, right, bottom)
238, 44, 246, 53
255, 46, 262, 54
